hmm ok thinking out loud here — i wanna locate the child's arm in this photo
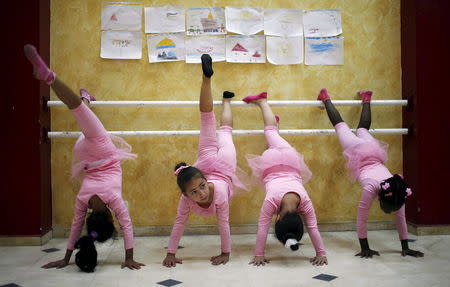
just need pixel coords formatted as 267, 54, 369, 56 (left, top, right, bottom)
301, 201, 327, 265
109, 196, 145, 269
41, 200, 86, 269
212, 200, 231, 265
163, 197, 190, 267
395, 205, 424, 257
250, 201, 275, 266
356, 182, 379, 258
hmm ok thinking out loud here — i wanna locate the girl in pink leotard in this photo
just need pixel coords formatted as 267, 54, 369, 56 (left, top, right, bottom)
163, 54, 248, 267
243, 93, 327, 267
24, 44, 144, 272
317, 88, 423, 258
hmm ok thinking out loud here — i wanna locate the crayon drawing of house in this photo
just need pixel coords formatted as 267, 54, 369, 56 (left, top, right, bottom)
156, 38, 177, 60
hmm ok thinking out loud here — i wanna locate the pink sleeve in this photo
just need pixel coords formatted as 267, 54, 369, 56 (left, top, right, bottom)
254, 200, 276, 256
67, 199, 88, 250
394, 205, 408, 240
167, 197, 190, 254
357, 181, 378, 239
300, 201, 326, 256
108, 196, 134, 250
216, 200, 231, 253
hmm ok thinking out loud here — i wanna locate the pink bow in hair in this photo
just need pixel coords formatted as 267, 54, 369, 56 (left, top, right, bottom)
174, 165, 190, 176
381, 182, 390, 190
405, 188, 412, 197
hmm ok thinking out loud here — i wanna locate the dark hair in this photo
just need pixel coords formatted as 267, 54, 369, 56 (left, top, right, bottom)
74, 211, 116, 272
378, 174, 409, 214
174, 162, 206, 193
275, 212, 304, 251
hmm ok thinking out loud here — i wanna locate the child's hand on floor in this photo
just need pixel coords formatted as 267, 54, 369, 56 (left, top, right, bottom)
355, 248, 380, 258
163, 253, 182, 267
121, 258, 145, 270
249, 256, 270, 266
41, 259, 69, 269
402, 248, 424, 257
210, 252, 229, 265
310, 255, 328, 266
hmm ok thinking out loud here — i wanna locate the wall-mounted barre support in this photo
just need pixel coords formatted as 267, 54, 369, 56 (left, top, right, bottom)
48, 128, 408, 138
47, 100, 408, 107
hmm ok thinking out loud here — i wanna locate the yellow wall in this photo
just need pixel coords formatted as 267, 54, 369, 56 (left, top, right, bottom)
51, 0, 402, 230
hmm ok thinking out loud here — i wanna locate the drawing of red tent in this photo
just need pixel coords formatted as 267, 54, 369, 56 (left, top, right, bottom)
252, 51, 261, 57
110, 14, 118, 21
232, 43, 248, 52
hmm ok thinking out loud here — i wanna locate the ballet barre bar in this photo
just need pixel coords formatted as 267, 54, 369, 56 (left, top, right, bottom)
46, 100, 408, 107
48, 128, 408, 138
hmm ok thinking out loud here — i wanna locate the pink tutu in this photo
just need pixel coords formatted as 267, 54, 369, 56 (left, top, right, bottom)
343, 139, 388, 182
194, 158, 250, 196
246, 147, 312, 185
71, 135, 137, 181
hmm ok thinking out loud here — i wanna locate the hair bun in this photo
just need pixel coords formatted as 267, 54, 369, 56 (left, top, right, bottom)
290, 243, 299, 251
174, 162, 188, 171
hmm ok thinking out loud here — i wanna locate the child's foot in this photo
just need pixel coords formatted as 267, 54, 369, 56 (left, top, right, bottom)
358, 90, 373, 103
242, 92, 268, 104
223, 91, 235, 99
80, 89, 96, 105
201, 54, 213, 78
317, 88, 330, 102
24, 44, 55, 84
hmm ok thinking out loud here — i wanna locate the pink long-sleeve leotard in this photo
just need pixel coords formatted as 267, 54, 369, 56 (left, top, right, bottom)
335, 122, 408, 240
247, 126, 326, 257
67, 103, 136, 250
167, 111, 244, 254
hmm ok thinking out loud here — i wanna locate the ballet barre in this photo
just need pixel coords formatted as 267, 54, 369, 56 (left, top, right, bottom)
48, 128, 408, 138
46, 100, 408, 107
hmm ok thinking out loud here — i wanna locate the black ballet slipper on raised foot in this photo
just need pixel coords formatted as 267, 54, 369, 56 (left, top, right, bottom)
223, 91, 235, 99
201, 54, 213, 78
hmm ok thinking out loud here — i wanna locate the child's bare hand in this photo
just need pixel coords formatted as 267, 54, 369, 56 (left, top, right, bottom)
210, 253, 229, 265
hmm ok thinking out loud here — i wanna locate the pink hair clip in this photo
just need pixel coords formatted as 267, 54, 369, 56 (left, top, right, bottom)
399, 174, 404, 179
405, 188, 412, 197
385, 192, 393, 197
381, 182, 390, 190
174, 165, 190, 176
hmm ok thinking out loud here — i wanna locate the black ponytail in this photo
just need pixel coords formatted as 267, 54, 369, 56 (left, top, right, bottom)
275, 212, 304, 251
74, 235, 97, 272
74, 211, 116, 273
174, 162, 205, 193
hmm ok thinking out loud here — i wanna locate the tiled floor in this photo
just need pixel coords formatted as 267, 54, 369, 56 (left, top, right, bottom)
1, 231, 448, 287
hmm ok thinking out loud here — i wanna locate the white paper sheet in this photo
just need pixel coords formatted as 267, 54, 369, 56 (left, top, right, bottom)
264, 9, 303, 36
226, 35, 266, 63
266, 36, 303, 65
185, 36, 225, 63
101, 31, 142, 59
186, 7, 226, 35
304, 36, 344, 65
303, 9, 342, 37
147, 33, 185, 63
101, 3, 142, 31
225, 7, 263, 35
145, 6, 185, 33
